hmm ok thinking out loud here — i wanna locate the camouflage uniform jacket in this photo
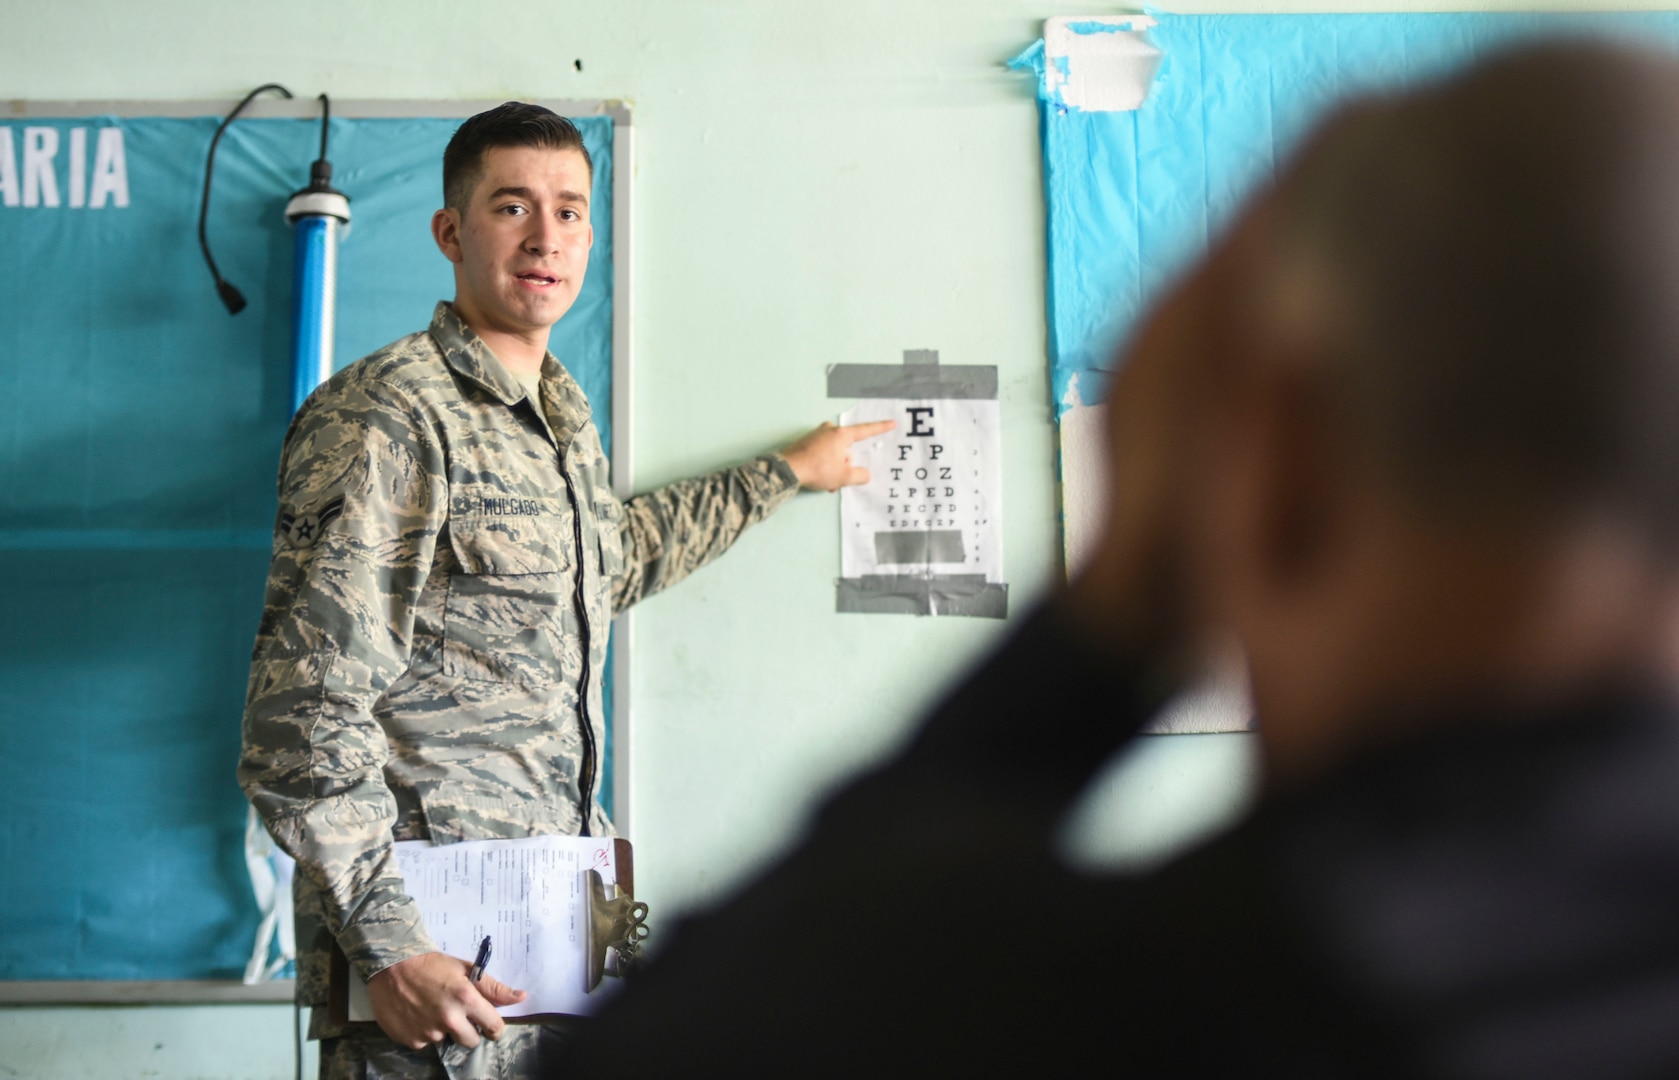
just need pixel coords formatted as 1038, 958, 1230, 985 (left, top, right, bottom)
238, 303, 798, 1025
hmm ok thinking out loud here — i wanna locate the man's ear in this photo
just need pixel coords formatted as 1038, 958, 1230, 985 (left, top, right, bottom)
431, 207, 464, 264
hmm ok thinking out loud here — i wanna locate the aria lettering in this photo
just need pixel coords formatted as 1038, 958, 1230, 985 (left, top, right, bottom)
0, 126, 129, 209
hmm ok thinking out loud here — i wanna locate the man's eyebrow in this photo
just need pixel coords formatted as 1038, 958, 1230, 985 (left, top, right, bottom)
485, 185, 590, 207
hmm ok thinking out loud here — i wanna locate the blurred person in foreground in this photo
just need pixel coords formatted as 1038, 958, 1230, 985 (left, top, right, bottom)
566, 40, 1679, 1077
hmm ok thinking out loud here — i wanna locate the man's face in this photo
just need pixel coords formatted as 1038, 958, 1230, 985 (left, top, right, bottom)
434, 144, 594, 339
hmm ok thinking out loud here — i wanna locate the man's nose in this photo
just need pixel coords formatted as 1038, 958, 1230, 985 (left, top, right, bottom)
523, 215, 563, 255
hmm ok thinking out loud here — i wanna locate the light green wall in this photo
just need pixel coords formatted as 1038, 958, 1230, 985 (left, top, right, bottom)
0, 1005, 318, 1080
1, 0, 1659, 1076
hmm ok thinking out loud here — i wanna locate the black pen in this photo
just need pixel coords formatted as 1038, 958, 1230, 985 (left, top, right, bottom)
469, 935, 492, 983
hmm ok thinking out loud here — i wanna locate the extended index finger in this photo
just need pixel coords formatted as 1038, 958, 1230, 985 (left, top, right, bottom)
842, 420, 896, 442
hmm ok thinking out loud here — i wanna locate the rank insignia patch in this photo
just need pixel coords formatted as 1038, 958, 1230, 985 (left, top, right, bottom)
280, 495, 346, 548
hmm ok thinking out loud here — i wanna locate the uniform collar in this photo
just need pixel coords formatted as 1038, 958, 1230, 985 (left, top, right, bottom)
427, 301, 595, 450
428, 301, 528, 407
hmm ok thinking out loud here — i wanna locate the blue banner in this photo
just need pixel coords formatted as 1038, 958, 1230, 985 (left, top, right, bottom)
0, 111, 615, 980
1017, 12, 1679, 415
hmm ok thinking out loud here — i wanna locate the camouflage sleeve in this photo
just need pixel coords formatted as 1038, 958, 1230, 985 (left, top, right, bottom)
605, 453, 800, 614
237, 379, 448, 983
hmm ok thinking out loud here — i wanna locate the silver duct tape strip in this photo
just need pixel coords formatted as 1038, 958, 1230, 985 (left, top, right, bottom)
826, 364, 998, 400
875, 529, 964, 564
835, 574, 1009, 619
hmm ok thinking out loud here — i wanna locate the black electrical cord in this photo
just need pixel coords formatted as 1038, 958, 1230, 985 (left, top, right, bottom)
317, 93, 330, 163
199, 82, 293, 315
308, 92, 335, 191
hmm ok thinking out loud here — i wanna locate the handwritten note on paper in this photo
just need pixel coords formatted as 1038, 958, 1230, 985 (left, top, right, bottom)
347, 834, 619, 1020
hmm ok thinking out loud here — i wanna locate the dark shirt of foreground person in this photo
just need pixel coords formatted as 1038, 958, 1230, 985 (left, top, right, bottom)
566, 40, 1679, 1078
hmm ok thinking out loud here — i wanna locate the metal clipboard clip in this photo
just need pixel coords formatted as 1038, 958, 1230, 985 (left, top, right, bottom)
583, 868, 650, 990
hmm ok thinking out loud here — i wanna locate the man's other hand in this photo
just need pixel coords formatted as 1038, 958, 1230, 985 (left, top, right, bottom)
779, 420, 896, 492
366, 951, 528, 1050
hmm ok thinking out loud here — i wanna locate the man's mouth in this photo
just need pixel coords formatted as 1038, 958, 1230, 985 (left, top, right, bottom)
517, 271, 559, 287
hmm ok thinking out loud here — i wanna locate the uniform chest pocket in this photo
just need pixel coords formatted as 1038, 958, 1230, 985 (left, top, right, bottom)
442, 517, 578, 687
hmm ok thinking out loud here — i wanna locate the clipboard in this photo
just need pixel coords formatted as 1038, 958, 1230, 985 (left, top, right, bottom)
328, 836, 636, 1027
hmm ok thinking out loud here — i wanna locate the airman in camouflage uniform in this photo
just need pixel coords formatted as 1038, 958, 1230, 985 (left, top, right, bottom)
239, 301, 799, 1070
239, 99, 888, 1079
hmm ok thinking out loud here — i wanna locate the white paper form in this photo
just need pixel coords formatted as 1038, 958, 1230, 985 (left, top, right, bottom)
840, 397, 1004, 583
347, 834, 619, 1020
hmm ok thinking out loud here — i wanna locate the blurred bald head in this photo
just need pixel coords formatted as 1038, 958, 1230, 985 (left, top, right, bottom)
1257, 41, 1679, 539
1147, 41, 1679, 777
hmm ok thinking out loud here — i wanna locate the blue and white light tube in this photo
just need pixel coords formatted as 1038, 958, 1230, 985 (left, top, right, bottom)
285, 188, 351, 413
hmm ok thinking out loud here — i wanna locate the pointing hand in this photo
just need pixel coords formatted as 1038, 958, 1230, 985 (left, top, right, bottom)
779, 420, 897, 492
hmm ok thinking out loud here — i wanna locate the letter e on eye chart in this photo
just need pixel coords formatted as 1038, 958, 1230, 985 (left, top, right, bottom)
839, 396, 1003, 586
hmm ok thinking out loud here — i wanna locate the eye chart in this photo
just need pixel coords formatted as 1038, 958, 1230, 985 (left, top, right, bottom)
830, 351, 1007, 618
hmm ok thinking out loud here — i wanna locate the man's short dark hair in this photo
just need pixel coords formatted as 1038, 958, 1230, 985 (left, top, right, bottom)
442, 102, 592, 212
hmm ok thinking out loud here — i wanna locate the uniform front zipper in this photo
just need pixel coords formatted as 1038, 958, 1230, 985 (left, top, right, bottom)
559, 464, 597, 835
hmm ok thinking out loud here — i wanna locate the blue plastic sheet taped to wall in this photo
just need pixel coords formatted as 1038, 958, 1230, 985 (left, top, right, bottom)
1018, 12, 1679, 415
0, 113, 614, 980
